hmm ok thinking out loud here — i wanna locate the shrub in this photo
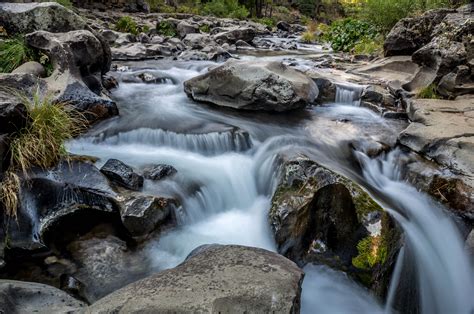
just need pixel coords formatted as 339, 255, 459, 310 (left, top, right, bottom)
352, 235, 387, 270
0, 38, 35, 73
353, 35, 383, 55
417, 83, 440, 99
301, 31, 316, 43
257, 17, 275, 28
176, 5, 200, 14
326, 18, 378, 52
203, 0, 249, 19
55, 0, 72, 8
115, 16, 138, 35
199, 24, 211, 33
8, 91, 86, 176
157, 21, 177, 37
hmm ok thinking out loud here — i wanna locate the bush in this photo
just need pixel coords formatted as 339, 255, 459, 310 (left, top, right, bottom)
203, 0, 249, 19
256, 17, 275, 28
55, 0, 72, 8
361, 0, 467, 33
157, 21, 177, 37
0, 38, 35, 73
199, 24, 211, 33
301, 31, 316, 43
353, 35, 383, 55
115, 16, 138, 35
417, 83, 440, 99
325, 18, 378, 52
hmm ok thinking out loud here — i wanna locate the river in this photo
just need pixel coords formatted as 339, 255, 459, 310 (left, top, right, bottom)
67, 57, 474, 313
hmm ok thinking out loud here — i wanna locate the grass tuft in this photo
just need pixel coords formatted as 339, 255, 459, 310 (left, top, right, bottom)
0, 172, 20, 218
301, 31, 316, 43
115, 16, 139, 35
417, 83, 440, 99
0, 38, 35, 73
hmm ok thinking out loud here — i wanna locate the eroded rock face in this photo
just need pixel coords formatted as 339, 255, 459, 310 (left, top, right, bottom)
89, 245, 304, 313
0, 279, 87, 313
184, 60, 318, 112
0, 2, 88, 34
269, 154, 379, 267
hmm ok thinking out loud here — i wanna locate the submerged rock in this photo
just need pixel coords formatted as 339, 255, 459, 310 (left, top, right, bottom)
142, 164, 177, 181
100, 159, 144, 191
0, 279, 87, 313
184, 60, 318, 112
89, 245, 304, 313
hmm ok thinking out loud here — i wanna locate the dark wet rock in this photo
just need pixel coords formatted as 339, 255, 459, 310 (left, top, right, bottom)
142, 164, 177, 180
0, 2, 88, 34
11, 61, 46, 78
270, 154, 377, 266
59, 274, 86, 301
277, 21, 291, 32
0, 134, 9, 173
437, 65, 474, 99
0, 101, 29, 135
102, 75, 119, 90
214, 27, 257, 44
100, 159, 144, 191
0, 279, 87, 313
184, 60, 318, 112
384, 9, 454, 57
89, 244, 304, 313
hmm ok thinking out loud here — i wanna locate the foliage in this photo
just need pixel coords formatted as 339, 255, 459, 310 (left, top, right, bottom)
202, 0, 249, 19
297, 0, 318, 17
176, 5, 201, 14
417, 83, 441, 99
8, 91, 86, 176
301, 31, 316, 43
360, 0, 468, 33
352, 235, 387, 270
256, 17, 275, 28
157, 21, 177, 37
353, 35, 383, 55
55, 0, 72, 8
0, 38, 35, 73
325, 18, 378, 52
115, 16, 138, 35
199, 24, 211, 33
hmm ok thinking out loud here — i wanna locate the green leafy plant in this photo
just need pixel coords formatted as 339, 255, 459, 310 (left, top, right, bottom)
157, 21, 177, 37
352, 235, 387, 270
115, 16, 138, 35
0, 38, 35, 73
325, 18, 378, 52
417, 83, 440, 99
55, 0, 72, 8
199, 24, 211, 33
202, 0, 249, 19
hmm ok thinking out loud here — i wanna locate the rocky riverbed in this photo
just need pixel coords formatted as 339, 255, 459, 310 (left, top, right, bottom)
0, 2, 473, 313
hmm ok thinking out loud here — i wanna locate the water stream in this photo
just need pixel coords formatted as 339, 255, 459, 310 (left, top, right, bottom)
67, 59, 473, 313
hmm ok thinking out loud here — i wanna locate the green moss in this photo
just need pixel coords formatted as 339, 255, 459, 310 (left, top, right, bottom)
352, 235, 387, 270
157, 21, 177, 37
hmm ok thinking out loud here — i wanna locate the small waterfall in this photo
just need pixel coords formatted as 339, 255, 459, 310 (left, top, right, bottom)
96, 128, 252, 155
335, 83, 364, 106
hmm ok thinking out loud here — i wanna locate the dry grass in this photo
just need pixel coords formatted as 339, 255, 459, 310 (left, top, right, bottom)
0, 89, 87, 217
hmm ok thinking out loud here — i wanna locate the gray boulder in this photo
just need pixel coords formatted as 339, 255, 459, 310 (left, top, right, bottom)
214, 27, 257, 44
89, 245, 304, 313
0, 2, 88, 34
184, 60, 318, 112
182, 33, 214, 49
142, 164, 177, 180
277, 21, 291, 32
100, 159, 144, 191
11, 61, 46, 77
0, 279, 87, 313
176, 21, 199, 38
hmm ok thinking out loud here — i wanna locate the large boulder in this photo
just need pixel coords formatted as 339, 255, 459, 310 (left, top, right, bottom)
176, 21, 199, 38
89, 245, 304, 313
0, 279, 87, 313
384, 9, 454, 57
0, 2, 88, 34
25, 30, 118, 123
184, 60, 319, 112
399, 97, 474, 218
214, 27, 257, 44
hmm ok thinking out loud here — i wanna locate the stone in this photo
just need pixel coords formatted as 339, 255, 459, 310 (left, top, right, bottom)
137, 32, 150, 43
182, 33, 213, 49
0, 2, 88, 34
99, 29, 119, 45
214, 27, 257, 44
178, 49, 210, 61
111, 43, 148, 60
176, 21, 199, 38
184, 60, 319, 112
118, 193, 176, 237
100, 159, 144, 191
383, 9, 454, 56
437, 65, 474, 98
89, 245, 304, 313
142, 164, 177, 180
235, 39, 253, 49
11, 61, 46, 77
0, 280, 86, 313
277, 21, 291, 32
0, 101, 29, 135
269, 154, 378, 266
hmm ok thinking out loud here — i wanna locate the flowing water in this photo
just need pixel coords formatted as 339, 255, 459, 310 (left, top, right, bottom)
67, 58, 473, 313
